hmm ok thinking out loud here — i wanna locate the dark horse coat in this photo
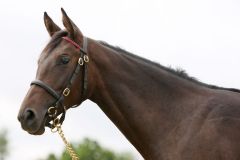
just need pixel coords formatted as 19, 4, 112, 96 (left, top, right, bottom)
18, 9, 240, 160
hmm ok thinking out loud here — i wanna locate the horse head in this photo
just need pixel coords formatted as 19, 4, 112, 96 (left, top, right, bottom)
18, 9, 90, 135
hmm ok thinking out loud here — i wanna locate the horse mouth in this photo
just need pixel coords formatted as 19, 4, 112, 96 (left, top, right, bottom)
27, 115, 49, 135
28, 125, 45, 135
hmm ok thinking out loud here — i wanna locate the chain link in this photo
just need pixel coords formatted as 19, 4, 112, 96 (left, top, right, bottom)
56, 124, 80, 160
48, 107, 80, 160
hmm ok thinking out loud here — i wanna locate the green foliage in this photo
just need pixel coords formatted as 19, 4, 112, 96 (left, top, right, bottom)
46, 138, 134, 160
0, 129, 8, 160
46, 154, 57, 160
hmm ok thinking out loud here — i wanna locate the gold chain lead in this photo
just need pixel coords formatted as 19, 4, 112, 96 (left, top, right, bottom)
56, 125, 80, 160
49, 114, 80, 160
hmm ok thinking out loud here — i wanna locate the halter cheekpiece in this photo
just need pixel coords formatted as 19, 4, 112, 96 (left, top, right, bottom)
30, 36, 89, 129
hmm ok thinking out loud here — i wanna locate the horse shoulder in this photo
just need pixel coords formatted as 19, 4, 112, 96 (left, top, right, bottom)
172, 93, 240, 160
191, 92, 240, 160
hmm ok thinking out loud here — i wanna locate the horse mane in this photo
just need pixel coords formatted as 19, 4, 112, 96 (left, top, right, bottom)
99, 41, 240, 93
44, 31, 240, 93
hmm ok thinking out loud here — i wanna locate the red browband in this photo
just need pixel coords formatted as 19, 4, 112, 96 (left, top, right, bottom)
62, 36, 81, 49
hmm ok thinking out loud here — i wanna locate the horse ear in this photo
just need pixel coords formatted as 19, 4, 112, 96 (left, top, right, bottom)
61, 8, 83, 40
44, 12, 61, 37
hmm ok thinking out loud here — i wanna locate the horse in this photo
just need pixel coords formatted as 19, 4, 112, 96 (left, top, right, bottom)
18, 8, 240, 160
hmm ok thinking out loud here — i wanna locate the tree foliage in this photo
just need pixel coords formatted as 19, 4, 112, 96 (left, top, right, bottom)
0, 129, 8, 160
46, 138, 134, 160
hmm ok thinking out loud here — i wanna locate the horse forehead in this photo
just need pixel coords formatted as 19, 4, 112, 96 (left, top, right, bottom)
38, 50, 52, 64
38, 41, 72, 63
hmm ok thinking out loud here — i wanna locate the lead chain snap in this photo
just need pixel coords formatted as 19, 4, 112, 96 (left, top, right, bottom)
53, 118, 61, 127
78, 57, 84, 65
63, 88, 70, 96
51, 126, 58, 133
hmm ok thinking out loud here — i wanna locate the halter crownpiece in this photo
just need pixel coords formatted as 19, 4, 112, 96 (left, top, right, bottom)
30, 36, 89, 128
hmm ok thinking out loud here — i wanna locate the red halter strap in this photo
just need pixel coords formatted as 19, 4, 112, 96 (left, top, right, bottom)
62, 36, 81, 49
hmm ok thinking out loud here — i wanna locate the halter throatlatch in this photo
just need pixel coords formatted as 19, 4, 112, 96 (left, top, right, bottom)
30, 36, 89, 129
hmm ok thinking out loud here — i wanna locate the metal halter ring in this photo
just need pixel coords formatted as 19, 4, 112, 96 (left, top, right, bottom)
78, 57, 84, 66
48, 106, 57, 117
63, 88, 70, 96
84, 55, 89, 63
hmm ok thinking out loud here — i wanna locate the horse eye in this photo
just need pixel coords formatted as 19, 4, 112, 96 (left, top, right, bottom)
61, 56, 70, 64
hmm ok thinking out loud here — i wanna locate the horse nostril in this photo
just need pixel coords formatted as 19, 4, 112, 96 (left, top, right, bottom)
24, 109, 36, 122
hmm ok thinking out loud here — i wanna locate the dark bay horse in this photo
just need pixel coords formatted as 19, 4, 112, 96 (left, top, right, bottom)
18, 9, 240, 160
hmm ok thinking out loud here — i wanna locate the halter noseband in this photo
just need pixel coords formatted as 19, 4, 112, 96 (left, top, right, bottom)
30, 36, 89, 128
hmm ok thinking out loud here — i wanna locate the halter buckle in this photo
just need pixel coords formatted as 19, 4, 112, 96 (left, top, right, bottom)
63, 88, 70, 96
83, 55, 89, 63
78, 57, 84, 66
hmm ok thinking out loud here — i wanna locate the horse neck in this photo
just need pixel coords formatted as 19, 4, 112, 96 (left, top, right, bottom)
86, 39, 209, 159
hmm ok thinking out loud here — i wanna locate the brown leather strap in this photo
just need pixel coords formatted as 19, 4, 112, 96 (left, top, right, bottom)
30, 36, 89, 128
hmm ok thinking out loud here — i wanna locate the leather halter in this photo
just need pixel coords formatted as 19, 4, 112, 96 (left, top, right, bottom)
30, 36, 89, 128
